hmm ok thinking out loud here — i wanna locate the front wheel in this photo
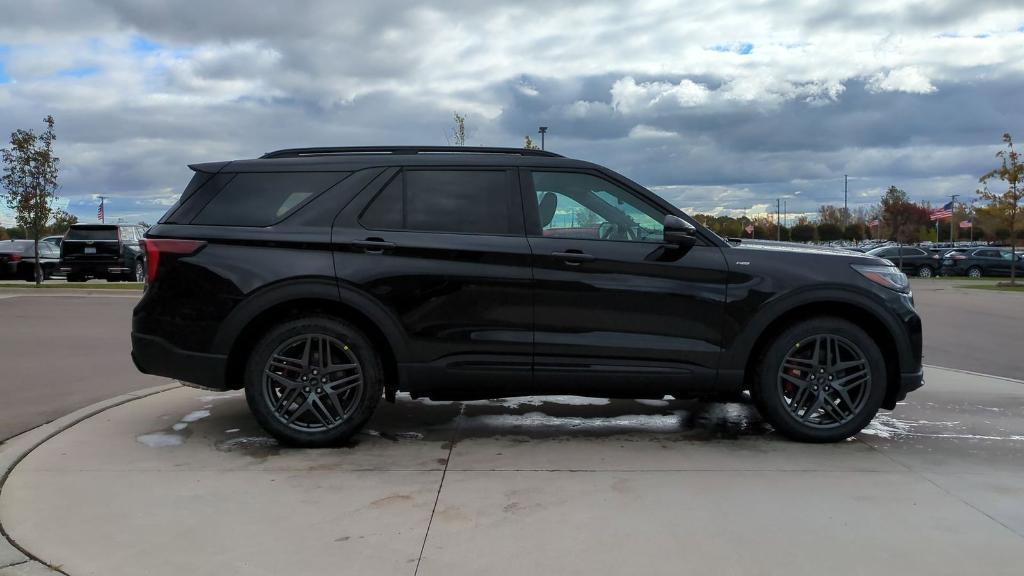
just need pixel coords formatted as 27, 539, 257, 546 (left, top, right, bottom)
245, 316, 382, 447
753, 317, 886, 443
133, 260, 145, 282
967, 266, 982, 279
917, 265, 933, 278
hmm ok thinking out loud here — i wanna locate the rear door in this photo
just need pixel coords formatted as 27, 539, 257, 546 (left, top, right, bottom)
521, 168, 728, 396
332, 167, 534, 397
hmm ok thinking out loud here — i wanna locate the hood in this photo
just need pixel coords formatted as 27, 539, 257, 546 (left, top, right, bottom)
732, 240, 881, 260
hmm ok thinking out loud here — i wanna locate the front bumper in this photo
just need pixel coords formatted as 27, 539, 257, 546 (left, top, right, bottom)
131, 332, 229, 390
887, 368, 925, 408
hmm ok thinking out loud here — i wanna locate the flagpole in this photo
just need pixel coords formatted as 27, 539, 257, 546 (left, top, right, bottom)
949, 194, 959, 245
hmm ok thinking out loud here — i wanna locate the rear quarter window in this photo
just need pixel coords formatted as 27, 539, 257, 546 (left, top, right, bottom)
192, 172, 349, 227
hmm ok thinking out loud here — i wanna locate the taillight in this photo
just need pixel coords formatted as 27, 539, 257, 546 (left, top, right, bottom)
140, 238, 206, 282
9, 254, 21, 262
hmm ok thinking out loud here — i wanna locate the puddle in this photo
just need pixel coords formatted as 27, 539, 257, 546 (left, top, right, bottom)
861, 414, 1024, 441
136, 432, 186, 448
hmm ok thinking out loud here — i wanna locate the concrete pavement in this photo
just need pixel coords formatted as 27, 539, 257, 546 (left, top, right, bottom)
911, 278, 1023, 379
1, 366, 1022, 576
0, 291, 162, 441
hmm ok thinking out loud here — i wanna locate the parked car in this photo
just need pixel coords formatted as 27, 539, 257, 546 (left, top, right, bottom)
60, 223, 147, 282
131, 146, 923, 445
0, 239, 61, 281
941, 247, 1023, 278
865, 245, 942, 278
42, 235, 64, 247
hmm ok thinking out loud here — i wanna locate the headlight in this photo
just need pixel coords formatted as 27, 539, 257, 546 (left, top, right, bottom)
852, 264, 910, 293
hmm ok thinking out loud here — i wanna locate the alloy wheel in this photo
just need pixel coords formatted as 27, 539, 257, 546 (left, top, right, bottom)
263, 334, 363, 431
918, 266, 932, 278
968, 267, 982, 279
777, 334, 872, 428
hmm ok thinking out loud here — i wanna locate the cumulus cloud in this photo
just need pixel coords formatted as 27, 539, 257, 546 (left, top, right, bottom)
1, 0, 1023, 223
867, 67, 938, 94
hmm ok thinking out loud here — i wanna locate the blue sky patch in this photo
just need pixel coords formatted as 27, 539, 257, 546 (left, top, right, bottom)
131, 35, 161, 54
0, 45, 9, 83
710, 42, 753, 55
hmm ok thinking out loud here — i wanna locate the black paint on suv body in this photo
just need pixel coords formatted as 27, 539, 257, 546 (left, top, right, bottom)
131, 147, 923, 443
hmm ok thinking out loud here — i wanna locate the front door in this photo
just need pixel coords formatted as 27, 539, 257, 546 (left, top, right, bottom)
522, 169, 728, 396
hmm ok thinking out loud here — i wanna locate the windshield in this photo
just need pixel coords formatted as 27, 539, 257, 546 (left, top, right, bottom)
0, 240, 33, 253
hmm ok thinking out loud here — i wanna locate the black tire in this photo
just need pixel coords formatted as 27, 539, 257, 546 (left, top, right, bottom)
66, 273, 86, 283
917, 265, 933, 278
967, 266, 982, 279
753, 317, 886, 443
133, 260, 145, 282
245, 316, 382, 447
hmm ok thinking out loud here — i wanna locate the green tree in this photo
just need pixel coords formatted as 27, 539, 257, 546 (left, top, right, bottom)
1, 116, 60, 284
817, 222, 842, 243
844, 223, 864, 241
523, 135, 540, 150
791, 224, 816, 243
47, 209, 77, 235
449, 112, 467, 146
979, 133, 1022, 285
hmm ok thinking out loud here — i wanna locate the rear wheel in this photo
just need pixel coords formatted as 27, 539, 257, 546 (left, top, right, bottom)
245, 316, 382, 447
66, 273, 86, 283
753, 317, 885, 443
917, 265, 933, 278
967, 266, 982, 279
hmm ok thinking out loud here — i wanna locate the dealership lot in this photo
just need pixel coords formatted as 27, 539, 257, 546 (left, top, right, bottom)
0, 279, 1022, 575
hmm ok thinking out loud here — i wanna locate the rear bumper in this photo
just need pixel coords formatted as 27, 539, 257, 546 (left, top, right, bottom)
131, 332, 230, 390
61, 261, 128, 276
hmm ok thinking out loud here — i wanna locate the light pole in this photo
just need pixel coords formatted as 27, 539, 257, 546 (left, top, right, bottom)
844, 174, 848, 226
538, 126, 548, 150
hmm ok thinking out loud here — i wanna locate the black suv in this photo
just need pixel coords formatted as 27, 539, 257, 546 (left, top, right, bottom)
61, 223, 147, 282
131, 146, 923, 445
940, 247, 1022, 278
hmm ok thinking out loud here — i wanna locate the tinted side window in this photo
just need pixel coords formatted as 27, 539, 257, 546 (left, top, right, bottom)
193, 172, 349, 227
361, 170, 514, 235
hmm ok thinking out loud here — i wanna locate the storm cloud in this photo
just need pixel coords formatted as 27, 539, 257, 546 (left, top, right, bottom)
0, 0, 1022, 224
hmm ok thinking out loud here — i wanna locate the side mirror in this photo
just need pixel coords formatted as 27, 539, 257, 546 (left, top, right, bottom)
663, 214, 697, 249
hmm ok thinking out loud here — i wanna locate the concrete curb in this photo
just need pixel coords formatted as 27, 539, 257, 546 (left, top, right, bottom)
924, 364, 1024, 385
0, 383, 180, 574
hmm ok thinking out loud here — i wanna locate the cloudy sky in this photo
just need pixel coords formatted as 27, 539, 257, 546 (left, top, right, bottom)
1, 0, 1023, 226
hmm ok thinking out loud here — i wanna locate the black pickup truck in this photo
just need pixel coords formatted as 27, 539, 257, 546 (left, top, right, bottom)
60, 223, 147, 282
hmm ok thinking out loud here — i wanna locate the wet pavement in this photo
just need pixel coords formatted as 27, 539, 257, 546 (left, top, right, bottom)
1, 366, 1022, 576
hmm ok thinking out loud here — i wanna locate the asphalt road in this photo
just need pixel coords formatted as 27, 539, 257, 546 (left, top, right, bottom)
0, 292, 164, 441
911, 279, 1023, 379
0, 281, 1019, 441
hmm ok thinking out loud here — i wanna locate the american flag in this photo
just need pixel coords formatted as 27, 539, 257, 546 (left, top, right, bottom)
929, 201, 954, 221
869, 219, 880, 227
959, 220, 973, 229
97, 199, 104, 222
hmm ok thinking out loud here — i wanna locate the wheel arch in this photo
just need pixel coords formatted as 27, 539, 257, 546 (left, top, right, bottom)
214, 279, 408, 397
737, 297, 908, 410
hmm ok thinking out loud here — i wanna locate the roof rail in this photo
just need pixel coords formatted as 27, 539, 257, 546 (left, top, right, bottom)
259, 146, 563, 159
